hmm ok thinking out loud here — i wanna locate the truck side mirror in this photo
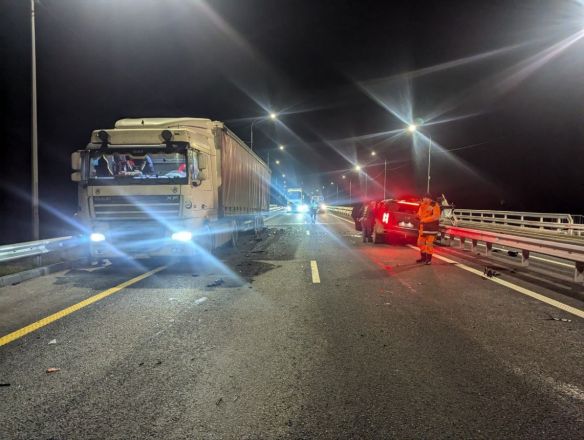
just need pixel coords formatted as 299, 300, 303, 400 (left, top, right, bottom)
197, 152, 208, 170
71, 151, 82, 170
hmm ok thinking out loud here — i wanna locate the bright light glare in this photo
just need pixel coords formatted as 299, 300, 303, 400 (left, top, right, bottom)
171, 231, 193, 242
354, 165, 362, 171
286, 205, 292, 211
342, 175, 346, 179
279, 145, 285, 150
275, 160, 280, 164
407, 124, 417, 133
90, 232, 106, 242
270, 113, 278, 120
299, 204, 309, 212
371, 151, 376, 156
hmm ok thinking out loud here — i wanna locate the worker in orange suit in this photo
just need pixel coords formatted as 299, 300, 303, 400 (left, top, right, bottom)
416, 193, 441, 265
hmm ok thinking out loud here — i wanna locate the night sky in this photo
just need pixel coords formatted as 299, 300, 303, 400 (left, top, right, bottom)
1, 0, 584, 243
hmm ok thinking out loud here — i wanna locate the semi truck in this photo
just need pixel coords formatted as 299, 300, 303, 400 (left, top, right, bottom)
286, 187, 307, 213
70, 117, 270, 260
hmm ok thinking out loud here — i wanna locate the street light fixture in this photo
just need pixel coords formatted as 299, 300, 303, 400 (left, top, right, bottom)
279, 145, 285, 150
406, 122, 432, 193
250, 112, 278, 150
275, 159, 280, 165
371, 151, 376, 156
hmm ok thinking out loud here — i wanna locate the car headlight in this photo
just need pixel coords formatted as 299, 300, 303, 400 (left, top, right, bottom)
171, 231, 192, 242
320, 204, 327, 210
90, 232, 106, 242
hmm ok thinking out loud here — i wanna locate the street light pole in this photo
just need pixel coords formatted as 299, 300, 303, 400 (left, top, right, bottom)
383, 159, 387, 200
31, 0, 39, 242
427, 135, 432, 194
349, 180, 352, 203
250, 119, 258, 150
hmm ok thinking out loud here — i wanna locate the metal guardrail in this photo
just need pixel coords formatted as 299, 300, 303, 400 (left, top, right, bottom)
327, 206, 353, 217
442, 226, 584, 283
0, 236, 78, 264
449, 209, 584, 238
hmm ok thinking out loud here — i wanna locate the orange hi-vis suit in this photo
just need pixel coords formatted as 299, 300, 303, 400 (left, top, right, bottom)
417, 200, 441, 255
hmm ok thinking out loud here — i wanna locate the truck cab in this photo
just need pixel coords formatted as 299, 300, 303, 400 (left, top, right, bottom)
71, 118, 269, 260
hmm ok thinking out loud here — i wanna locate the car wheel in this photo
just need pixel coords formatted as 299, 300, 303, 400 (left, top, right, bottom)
373, 231, 385, 244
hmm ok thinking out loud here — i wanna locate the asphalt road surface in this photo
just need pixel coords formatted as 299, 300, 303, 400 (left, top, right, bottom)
1, 211, 584, 439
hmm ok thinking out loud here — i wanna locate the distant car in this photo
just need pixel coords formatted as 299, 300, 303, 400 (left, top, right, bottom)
371, 199, 420, 244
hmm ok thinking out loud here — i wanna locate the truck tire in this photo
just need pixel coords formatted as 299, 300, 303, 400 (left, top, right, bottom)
229, 220, 239, 248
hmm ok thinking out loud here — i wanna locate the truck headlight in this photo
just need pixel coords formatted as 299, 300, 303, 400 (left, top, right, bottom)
286, 206, 292, 212
320, 204, 327, 210
90, 232, 106, 242
299, 204, 308, 212
171, 231, 192, 242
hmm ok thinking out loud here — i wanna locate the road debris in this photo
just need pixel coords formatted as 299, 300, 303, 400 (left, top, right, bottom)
0, 383, 10, 387
206, 279, 224, 287
216, 397, 223, 406
507, 250, 518, 257
195, 297, 208, 305
544, 313, 572, 323
483, 267, 501, 278
46, 368, 60, 374
48, 339, 57, 345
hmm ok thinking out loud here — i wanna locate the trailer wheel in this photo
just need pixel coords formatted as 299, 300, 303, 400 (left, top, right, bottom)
229, 220, 239, 247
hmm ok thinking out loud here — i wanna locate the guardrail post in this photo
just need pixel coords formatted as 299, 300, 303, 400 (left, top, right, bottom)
458, 236, 465, 249
485, 242, 493, 256
521, 250, 530, 267
575, 262, 584, 284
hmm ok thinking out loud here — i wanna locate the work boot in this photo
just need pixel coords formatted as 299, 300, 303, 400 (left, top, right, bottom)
416, 253, 427, 263
425, 254, 433, 265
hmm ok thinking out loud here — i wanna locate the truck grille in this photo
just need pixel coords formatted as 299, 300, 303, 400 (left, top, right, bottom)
92, 195, 181, 220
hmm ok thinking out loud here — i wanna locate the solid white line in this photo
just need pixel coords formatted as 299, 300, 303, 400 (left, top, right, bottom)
328, 212, 354, 225
310, 260, 321, 284
407, 245, 584, 319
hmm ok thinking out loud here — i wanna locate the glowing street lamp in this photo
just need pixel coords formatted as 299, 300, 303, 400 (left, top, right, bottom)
371, 151, 376, 156
407, 122, 432, 194
279, 145, 285, 150
275, 159, 280, 165
354, 165, 362, 172
250, 112, 278, 150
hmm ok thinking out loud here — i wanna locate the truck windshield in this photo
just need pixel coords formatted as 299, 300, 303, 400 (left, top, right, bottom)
88, 150, 188, 185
